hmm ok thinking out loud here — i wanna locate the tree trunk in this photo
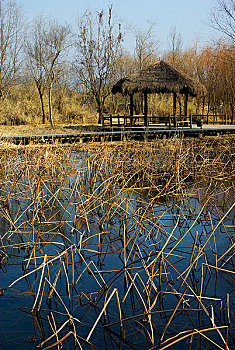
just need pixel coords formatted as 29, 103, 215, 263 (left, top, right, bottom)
202, 97, 205, 116
207, 101, 210, 124
39, 91, 46, 124
97, 105, 104, 125
48, 81, 54, 128
230, 102, 234, 125
36, 83, 46, 124
96, 97, 104, 125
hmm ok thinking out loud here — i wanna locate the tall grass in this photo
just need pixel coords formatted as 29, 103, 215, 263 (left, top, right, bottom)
0, 84, 97, 126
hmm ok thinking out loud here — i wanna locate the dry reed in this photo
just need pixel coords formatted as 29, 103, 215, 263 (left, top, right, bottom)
0, 135, 234, 349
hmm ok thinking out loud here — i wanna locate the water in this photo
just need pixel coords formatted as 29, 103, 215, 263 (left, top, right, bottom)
0, 148, 234, 350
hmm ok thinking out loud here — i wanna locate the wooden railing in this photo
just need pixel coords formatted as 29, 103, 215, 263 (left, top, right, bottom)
193, 114, 228, 125
103, 114, 228, 128
103, 115, 147, 127
103, 115, 191, 128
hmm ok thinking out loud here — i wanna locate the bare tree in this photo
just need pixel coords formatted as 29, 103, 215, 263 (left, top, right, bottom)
25, 16, 48, 124
133, 23, 159, 115
209, 0, 235, 42
167, 26, 182, 69
0, 0, 23, 100
75, 6, 122, 124
134, 22, 159, 70
45, 20, 71, 127
26, 17, 71, 126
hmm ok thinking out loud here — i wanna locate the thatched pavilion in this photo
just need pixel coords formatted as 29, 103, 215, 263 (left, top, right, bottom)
112, 60, 206, 127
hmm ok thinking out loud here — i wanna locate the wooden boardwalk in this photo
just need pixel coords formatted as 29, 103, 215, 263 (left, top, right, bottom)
1, 124, 235, 145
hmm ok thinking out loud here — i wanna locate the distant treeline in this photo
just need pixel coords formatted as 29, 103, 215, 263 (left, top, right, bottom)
0, 0, 234, 126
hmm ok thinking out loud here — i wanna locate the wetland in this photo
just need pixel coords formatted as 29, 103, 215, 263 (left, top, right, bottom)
0, 136, 234, 349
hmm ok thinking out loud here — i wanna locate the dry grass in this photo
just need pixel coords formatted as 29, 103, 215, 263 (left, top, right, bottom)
0, 123, 100, 137
0, 84, 98, 127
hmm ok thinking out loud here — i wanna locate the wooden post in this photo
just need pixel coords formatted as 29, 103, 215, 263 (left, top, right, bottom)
144, 91, 148, 127
130, 94, 134, 126
173, 93, 177, 127
184, 92, 189, 119
190, 114, 192, 129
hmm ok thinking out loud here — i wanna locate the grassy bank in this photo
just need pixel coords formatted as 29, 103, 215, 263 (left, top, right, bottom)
0, 123, 101, 137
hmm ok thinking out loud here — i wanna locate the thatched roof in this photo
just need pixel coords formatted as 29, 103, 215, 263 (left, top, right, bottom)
112, 60, 206, 97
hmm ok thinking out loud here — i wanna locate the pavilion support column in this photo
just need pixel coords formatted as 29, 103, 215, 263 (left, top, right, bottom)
184, 92, 189, 119
130, 94, 134, 125
173, 92, 177, 128
144, 91, 148, 127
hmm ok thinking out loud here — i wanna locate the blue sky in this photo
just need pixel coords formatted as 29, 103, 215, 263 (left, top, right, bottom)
19, 0, 217, 52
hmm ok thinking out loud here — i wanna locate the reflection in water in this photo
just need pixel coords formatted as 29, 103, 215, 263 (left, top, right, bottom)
0, 139, 234, 349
